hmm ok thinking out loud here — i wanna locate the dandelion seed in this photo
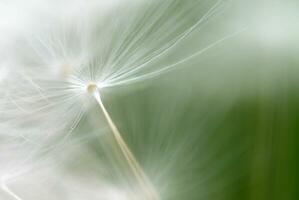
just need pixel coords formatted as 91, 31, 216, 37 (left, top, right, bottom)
84, 82, 159, 199
0, 0, 240, 199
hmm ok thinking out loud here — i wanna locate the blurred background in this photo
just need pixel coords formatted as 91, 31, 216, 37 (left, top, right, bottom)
0, 0, 299, 199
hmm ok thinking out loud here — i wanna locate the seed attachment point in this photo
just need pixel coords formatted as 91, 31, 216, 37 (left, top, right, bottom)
86, 82, 99, 94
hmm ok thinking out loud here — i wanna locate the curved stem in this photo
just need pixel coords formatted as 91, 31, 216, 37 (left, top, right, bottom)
92, 89, 159, 200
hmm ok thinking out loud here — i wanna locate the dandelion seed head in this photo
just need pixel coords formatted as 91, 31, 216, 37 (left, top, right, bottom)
0, 1, 235, 199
